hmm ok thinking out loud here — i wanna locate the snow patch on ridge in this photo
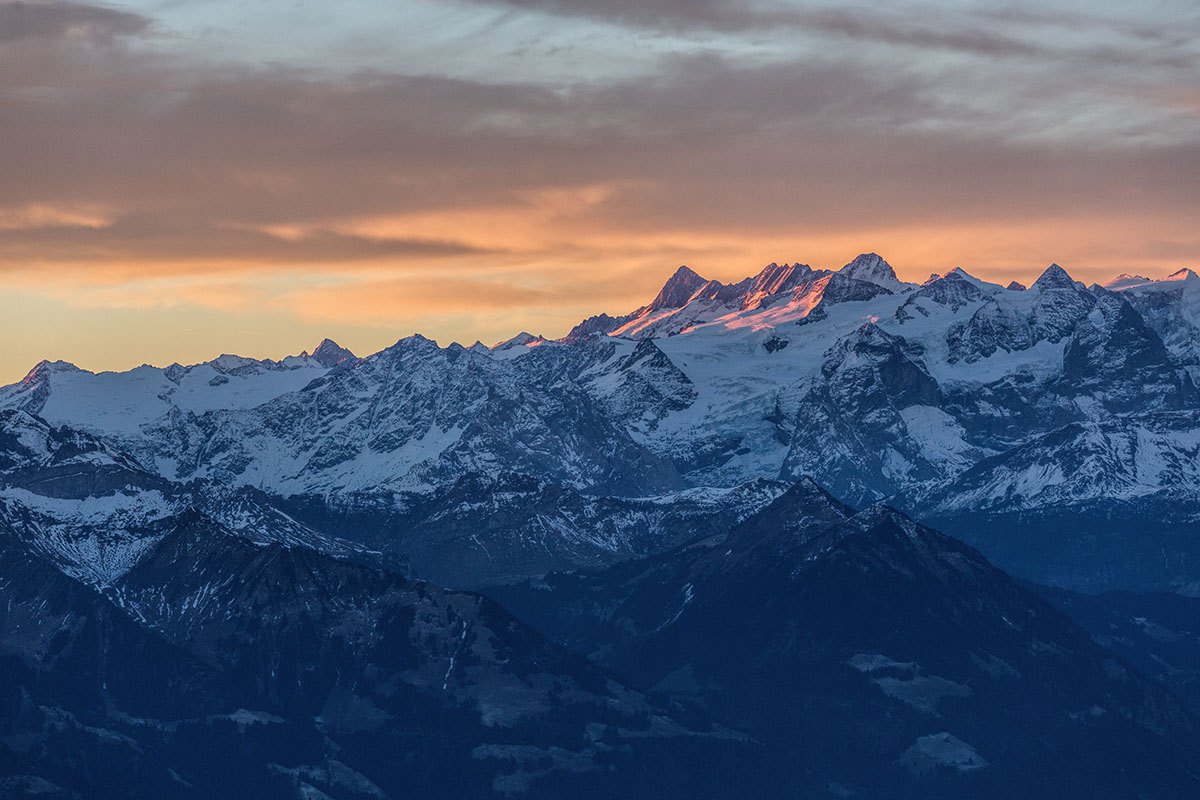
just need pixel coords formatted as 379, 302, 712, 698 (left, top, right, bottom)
900, 733, 987, 774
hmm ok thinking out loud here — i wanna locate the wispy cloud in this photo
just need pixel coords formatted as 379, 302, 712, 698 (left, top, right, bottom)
0, 0, 149, 43
0, 215, 497, 269
456, 0, 1048, 57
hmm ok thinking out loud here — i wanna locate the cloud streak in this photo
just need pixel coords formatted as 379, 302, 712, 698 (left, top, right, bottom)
453, 0, 1200, 72
0, 0, 149, 43
462, 0, 1046, 57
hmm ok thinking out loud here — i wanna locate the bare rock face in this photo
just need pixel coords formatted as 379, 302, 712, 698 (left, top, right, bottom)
306, 337, 356, 367
649, 265, 709, 310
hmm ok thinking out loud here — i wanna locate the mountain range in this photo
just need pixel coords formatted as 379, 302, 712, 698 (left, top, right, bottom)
4, 253, 1200, 797
5, 254, 1199, 591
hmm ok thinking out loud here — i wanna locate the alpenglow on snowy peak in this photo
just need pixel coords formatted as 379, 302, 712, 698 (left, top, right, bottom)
4, 253, 1200, 592
564, 252, 910, 340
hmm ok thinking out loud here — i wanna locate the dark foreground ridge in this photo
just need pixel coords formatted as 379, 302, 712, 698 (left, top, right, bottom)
491, 481, 1200, 798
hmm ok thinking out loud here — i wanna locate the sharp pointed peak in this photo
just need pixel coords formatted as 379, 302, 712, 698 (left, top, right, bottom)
722, 476, 858, 551
649, 265, 710, 310
308, 338, 356, 367
1166, 268, 1199, 282
773, 476, 854, 511
668, 264, 704, 282
1033, 262, 1079, 290
1006, 281, 1026, 291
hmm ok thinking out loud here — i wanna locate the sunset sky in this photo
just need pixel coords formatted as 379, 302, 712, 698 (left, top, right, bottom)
2, 0, 1199, 382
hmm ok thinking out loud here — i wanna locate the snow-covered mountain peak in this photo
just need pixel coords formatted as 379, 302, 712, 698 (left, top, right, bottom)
306, 338, 356, 367
1032, 263, 1080, 292
1006, 281, 1027, 291
492, 331, 548, 351
895, 268, 992, 317
650, 265, 709, 310
19, 359, 82, 386
1166, 268, 1199, 283
207, 354, 263, 373
378, 332, 440, 354
945, 267, 991, 286
9, 247, 1200, 551
589, 258, 902, 339
2, 361, 82, 418
839, 252, 904, 289
1104, 273, 1153, 290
